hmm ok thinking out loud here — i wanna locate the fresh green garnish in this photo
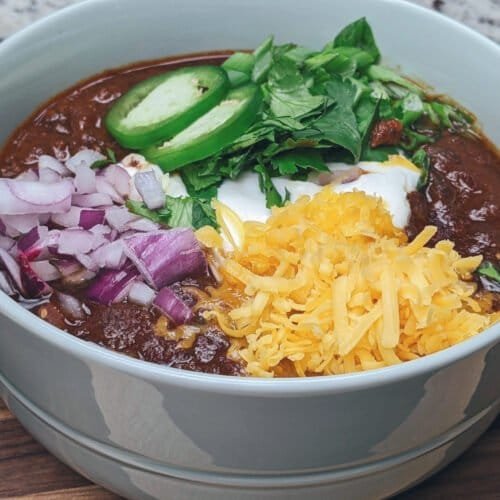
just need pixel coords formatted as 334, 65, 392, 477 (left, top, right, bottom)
412, 148, 430, 190
126, 195, 216, 230
477, 262, 500, 283
109, 18, 475, 211
90, 148, 118, 169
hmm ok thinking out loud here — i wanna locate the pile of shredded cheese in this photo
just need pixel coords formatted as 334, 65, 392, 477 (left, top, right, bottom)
196, 188, 498, 377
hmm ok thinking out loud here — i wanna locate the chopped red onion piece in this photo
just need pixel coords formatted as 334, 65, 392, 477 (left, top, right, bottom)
57, 292, 86, 319
154, 286, 193, 325
0, 218, 5, 235
39, 155, 71, 176
18, 253, 50, 297
2, 214, 40, 234
91, 240, 126, 269
58, 229, 98, 255
86, 262, 139, 304
24, 229, 60, 261
105, 206, 139, 232
89, 224, 112, 236
0, 271, 15, 296
66, 149, 105, 173
51, 206, 81, 228
16, 169, 38, 182
73, 193, 113, 208
101, 165, 131, 197
127, 218, 160, 232
80, 209, 105, 230
123, 229, 207, 290
54, 259, 82, 277
128, 281, 157, 306
30, 260, 61, 282
17, 226, 48, 253
39, 167, 61, 183
95, 177, 123, 204
134, 171, 165, 210
0, 179, 73, 215
74, 164, 97, 194
0, 235, 15, 251
76, 252, 99, 271
0, 248, 24, 294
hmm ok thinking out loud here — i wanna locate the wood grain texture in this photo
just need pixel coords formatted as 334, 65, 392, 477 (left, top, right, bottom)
0, 399, 498, 499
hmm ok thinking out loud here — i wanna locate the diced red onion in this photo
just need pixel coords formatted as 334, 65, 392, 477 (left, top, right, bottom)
80, 209, 105, 230
18, 253, 50, 297
72, 193, 113, 208
123, 229, 207, 290
54, 259, 82, 277
39, 167, 61, 183
154, 286, 193, 325
0, 271, 15, 296
89, 224, 112, 237
127, 218, 160, 232
16, 169, 38, 182
66, 149, 105, 173
17, 226, 48, 253
0, 179, 73, 215
86, 262, 139, 304
128, 280, 157, 306
0, 248, 24, 294
58, 229, 98, 255
101, 165, 131, 197
0, 235, 15, 251
134, 170, 165, 210
51, 206, 81, 228
30, 260, 61, 282
74, 164, 97, 194
57, 292, 86, 319
39, 155, 71, 176
105, 206, 139, 232
95, 177, 123, 204
91, 240, 126, 269
76, 252, 99, 272
24, 229, 60, 261
2, 214, 40, 234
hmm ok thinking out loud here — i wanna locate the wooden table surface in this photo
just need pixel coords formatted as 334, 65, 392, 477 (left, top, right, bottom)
1, 399, 498, 499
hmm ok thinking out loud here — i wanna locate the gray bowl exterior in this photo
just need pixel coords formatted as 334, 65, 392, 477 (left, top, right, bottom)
0, 0, 499, 498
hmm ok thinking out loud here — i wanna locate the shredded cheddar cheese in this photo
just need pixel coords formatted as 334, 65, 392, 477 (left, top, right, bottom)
203, 188, 497, 377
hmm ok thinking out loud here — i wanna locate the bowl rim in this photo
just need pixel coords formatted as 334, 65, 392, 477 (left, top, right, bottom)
0, 0, 499, 396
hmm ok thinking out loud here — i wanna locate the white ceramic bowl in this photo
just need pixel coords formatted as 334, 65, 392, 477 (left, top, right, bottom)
0, 1, 499, 498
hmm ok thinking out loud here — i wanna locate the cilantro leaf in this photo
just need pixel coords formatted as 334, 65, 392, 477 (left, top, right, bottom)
127, 196, 216, 230
412, 148, 430, 190
266, 55, 326, 118
331, 17, 380, 61
165, 196, 217, 229
477, 262, 500, 283
271, 149, 328, 175
126, 200, 171, 225
255, 163, 283, 208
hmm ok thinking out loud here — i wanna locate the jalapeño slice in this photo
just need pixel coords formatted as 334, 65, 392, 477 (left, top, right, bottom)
143, 83, 261, 171
105, 66, 229, 149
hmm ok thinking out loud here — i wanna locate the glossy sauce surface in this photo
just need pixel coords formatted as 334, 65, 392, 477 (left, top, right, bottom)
407, 131, 500, 262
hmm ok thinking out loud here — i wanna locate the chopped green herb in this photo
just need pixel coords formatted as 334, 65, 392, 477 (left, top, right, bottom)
412, 148, 430, 190
113, 19, 478, 211
477, 262, 500, 283
126, 195, 216, 230
91, 148, 118, 169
